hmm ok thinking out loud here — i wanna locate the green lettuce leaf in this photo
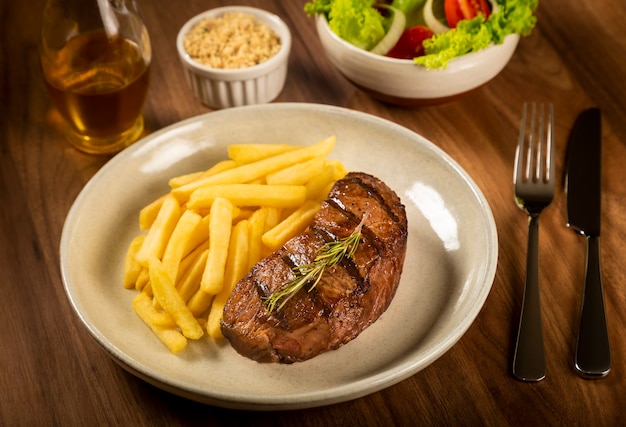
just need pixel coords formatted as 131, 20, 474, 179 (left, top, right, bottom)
304, 0, 425, 50
415, 0, 538, 69
305, 0, 388, 50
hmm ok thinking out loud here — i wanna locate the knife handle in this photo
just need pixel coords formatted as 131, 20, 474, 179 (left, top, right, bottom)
575, 235, 611, 378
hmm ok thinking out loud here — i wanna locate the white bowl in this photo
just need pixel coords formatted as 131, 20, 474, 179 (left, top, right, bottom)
176, 6, 291, 109
315, 15, 519, 107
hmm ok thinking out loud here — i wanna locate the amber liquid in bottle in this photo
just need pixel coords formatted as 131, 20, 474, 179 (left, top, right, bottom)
42, 30, 150, 151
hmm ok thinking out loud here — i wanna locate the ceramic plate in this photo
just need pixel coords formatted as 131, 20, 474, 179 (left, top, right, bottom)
60, 103, 498, 410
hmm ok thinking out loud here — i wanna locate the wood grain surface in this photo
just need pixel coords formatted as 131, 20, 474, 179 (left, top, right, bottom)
2, 0, 626, 425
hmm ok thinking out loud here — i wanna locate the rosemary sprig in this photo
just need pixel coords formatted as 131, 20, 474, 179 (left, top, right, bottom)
264, 216, 366, 314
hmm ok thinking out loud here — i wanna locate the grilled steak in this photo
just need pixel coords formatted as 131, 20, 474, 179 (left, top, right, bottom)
221, 172, 408, 363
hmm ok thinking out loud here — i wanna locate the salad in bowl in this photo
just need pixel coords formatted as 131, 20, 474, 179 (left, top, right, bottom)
305, 0, 538, 69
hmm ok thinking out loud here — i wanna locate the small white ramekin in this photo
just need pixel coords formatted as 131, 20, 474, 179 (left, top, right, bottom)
176, 6, 291, 109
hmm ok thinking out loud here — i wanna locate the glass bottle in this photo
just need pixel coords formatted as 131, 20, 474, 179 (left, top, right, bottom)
40, 0, 151, 154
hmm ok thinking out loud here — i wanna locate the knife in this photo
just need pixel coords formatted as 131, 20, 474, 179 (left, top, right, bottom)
566, 107, 611, 378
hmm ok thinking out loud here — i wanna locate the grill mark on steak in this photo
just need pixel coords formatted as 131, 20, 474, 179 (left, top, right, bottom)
281, 253, 299, 271
309, 224, 369, 292
323, 198, 386, 256
341, 174, 404, 225
221, 172, 408, 363
310, 212, 372, 295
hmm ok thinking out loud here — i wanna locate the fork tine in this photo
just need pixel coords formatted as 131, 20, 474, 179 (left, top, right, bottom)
546, 104, 555, 183
536, 103, 555, 184
514, 102, 528, 185
526, 102, 536, 182
534, 103, 543, 182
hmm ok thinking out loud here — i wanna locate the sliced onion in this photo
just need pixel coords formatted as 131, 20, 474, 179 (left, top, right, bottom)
369, 6, 406, 56
423, 0, 450, 34
489, 0, 499, 14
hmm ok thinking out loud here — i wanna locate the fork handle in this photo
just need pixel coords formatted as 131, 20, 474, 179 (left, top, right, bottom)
575, 235, 611, 378
512, 215, 546, 381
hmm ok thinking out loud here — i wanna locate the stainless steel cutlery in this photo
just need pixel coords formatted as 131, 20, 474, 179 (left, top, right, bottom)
512, 102, 555, 382
565, 107, 611, 378
512, 104, 611, 380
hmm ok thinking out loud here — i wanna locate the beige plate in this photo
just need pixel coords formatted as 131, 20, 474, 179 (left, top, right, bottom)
60, 103, 498, 410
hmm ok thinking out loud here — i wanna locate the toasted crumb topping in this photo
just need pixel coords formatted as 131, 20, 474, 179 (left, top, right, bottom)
183, 12, 281, 69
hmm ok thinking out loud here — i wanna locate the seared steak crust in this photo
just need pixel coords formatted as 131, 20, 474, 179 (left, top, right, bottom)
221, 172, 408, 363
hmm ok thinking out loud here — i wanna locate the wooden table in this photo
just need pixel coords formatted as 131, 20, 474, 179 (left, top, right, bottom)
2, 0, 626, 424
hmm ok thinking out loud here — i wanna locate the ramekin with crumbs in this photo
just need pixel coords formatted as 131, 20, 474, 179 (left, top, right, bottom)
183, 12, 281, 69
176, 7, 291, 109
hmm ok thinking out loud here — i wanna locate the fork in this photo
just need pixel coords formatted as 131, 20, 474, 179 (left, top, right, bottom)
512, 102, 555, 382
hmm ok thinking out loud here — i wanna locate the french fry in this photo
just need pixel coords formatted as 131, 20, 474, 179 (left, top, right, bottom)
266, 157, 326, 185
169, 171, 204, 189
260, 207, 282, 258
135, 195, 181, 266
233, 208, 255, 222
262, 201, 322, 251
153, 241, 210, 329
175, 238, 210, 287
187, 288, 214, 317
181, 214, 211, 257
148, 257, 203, 340
132, 292, 177, 328
133, 292, 187, 353
227, 143, 298, 165
161, 210, 203, 283
326, 159, 349, 180
135, 268, 150, 292
123, 235, 145, 288
168, 159, 238, 188
305, 166, 334, 201
305, 160, 347, 201
200, 198, 235, 294
139, 195, 166, 230
172, 136, 336, 202
176, 248, 209, 303
264, 207, 282, 231
194, 205, 241, 219
187, 184, 307, 210
207, 219, 250, 338
247, 208, 268, 270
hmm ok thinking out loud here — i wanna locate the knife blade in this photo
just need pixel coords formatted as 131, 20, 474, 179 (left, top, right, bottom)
566, 107, 611, 378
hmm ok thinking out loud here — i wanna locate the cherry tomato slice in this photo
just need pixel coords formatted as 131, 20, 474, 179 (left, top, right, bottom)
386, 26, 435, 59
444, 0, 491, 28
